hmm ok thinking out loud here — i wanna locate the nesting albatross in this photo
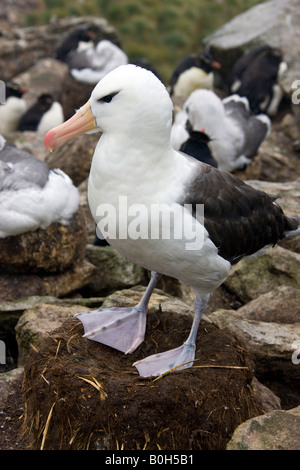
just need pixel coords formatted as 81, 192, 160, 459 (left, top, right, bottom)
44, 64, 300, 378
0, 134, 79, 238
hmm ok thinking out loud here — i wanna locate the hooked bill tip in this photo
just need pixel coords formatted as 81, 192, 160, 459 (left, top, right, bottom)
44, 129, 56, 152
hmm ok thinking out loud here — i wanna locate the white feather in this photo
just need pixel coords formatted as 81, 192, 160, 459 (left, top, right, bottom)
0, 97, 27, 135
0, 168, 79, 238
170, 109, 189, 150
37, 102, 64, 136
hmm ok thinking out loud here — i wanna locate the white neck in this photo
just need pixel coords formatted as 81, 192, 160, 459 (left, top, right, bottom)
90, 131, 176, 195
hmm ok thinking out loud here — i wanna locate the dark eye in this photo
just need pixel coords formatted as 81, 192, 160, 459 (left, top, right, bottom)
98, 92, 119, 103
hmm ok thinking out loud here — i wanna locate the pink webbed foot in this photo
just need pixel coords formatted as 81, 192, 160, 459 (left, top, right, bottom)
133, 342, 196, 377
77, 306, 147, 354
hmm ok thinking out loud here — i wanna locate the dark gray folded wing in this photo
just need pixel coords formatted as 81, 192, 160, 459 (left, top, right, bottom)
180, 161, 297, 264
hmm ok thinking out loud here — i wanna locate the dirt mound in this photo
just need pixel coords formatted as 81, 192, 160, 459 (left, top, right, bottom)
22, 308, 263, 450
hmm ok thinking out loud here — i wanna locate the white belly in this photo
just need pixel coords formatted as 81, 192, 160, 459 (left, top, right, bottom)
112, 235, 230, 295
89, 179, 230, 295
87, 141, 231, 296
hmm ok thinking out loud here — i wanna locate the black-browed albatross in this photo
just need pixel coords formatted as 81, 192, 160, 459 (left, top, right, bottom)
44, 64, 299, 377
0, 134, 79, 238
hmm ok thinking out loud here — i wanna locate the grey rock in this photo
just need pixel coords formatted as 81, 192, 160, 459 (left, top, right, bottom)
224, 245, 300, 303
100, 285, 192, 316
0, 295, 105, 315
203, 0, 300, 96
60, 71, 95, 121
7, 131, 49, 163
251, 377, 281, 414
281, 113, 300, 141
0, 367, 24, 406
15, 303, 89, 365
0, 259, 97, 303
208, 307, 300, 398
208, 308, 300, 362
237, 285, 300, 324
246, 180, 300, 253
227, 405, 300, 450
84, 245, 146, 296
0, 0, 39, 31
13, 58, 69, 108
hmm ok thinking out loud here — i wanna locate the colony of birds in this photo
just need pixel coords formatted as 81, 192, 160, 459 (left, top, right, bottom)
0, 27, 299, 378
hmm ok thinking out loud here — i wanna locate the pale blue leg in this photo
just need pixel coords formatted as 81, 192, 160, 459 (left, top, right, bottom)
133, 294, 210, 377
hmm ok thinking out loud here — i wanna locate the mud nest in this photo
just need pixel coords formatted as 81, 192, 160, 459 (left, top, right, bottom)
0, 207, 86, 274
22, 307, 263, 450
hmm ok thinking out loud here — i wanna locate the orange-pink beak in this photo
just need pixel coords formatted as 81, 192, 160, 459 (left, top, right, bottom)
44, 100, 98, 151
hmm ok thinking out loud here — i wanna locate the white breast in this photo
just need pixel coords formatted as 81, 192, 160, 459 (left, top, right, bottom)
37, 102, 64, 135
0, 97, 27, 134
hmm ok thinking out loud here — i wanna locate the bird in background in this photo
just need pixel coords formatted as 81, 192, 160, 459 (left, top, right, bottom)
0, 134, 79, 238
228, 45, 287, 116
0, 81, 28, 135
172, 89, 270, 172
17, 93, 64, 135
55, 28, 95, 63
168, 50, 221, 101
179, 126, 218, 168
56, 28, 128, 85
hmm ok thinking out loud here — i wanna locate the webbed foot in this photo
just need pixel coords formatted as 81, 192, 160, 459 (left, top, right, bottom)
133, 342, 196, 377
77, 306, 146, 354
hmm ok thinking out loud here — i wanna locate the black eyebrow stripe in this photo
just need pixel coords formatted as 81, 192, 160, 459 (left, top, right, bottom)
97, 91, 119, 103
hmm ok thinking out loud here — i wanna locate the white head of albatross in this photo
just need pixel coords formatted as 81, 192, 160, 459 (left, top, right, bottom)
45, 64, 300, 378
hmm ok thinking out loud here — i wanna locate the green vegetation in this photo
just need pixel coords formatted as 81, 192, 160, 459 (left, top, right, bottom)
25, 0, 266, 82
